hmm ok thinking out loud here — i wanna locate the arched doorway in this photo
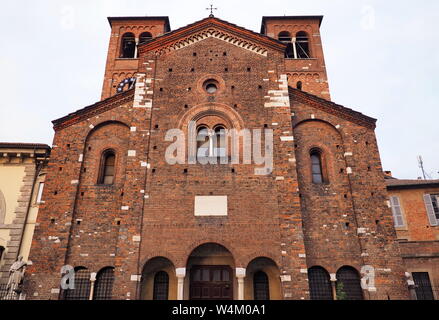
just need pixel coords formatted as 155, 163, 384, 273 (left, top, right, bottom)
186, 243, 235, 300
140, 257, 177, 300
245, 257, 282, 300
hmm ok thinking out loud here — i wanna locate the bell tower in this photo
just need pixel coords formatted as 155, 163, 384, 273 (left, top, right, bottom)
261, 16, 330, 100
100, 16, 171, 100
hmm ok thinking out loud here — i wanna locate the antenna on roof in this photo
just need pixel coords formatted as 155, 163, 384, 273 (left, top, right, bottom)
418, 155, 427, 180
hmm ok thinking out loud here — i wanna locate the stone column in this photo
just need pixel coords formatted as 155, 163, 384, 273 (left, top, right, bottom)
236, 268, 246, 300
89, 272, 97, 300
330, 273, 337, 300
134, 38, 139, 58
292, 37, 298, 59
405, 272, 417, 300
176, 268, 186, 300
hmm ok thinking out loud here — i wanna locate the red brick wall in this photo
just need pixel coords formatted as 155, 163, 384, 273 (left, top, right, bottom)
101, 19, 169, 100
291, 94, 409, 299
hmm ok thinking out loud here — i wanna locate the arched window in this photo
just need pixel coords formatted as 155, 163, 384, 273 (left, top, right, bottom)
214, 126, 227, 158
278, 31, 291, 42
310, 150, 324, 184
297, 81, 303, 91
253, 271, 270, 300
63, 267, 90, 300
308, 267, 333, 300
197, 126, 210, 159
296, 31, 310, 58
336, 267, 364, 300
98, 150, 116, 185
153, 271, 169, 300
120, 33, 136, 58
93, 267, 115, 300
278, 31, 294, 58
139, 32, 153, 45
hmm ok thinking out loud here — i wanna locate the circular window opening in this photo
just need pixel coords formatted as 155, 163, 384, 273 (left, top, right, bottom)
203, 79, 219, 94
206, 83, 217, 93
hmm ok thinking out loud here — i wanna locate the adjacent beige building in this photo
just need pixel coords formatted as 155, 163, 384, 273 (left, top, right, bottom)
385, 173, 439, 300
0, 143, 50, 286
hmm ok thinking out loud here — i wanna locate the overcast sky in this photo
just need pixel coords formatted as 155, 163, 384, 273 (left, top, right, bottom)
0, 0, 437, 179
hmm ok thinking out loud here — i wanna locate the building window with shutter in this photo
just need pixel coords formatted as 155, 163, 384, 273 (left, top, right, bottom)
98, 150, 116, 185
412, 272, 435, 300
423, 194, 439, 226
390, 196, 405, 228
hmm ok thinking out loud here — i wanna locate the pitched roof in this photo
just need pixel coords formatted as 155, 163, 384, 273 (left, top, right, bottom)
386, 179, 439, 190
138, 16, 286, 56
0, 142, 50, 150
52, 88, 135, 131
288, 87, 377, 129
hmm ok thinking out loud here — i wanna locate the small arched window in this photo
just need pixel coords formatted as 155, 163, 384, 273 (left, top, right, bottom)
336, 267, 364, 300
310, 150, 324, 184
253, 271, 270, 300
296, 31, 310, 58
214, 126, 227, 158
139, 32, 153, 45
99, 150, 116, 185
297, 81, 303, 91
278, 31, 291, 43
197, 126, 210, 159
0, 246, 5, 263
153, 271, 169, 300
120, 33, 136, 58
63, 267, 90, 300
278, 31, 294, 58
308, 267, 333, 300
93, 267, 115, 300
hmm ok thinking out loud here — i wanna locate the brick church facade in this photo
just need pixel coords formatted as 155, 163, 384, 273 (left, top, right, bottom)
25, 14, 411, 300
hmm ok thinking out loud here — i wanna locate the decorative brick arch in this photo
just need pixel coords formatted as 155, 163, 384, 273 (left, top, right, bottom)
153, 27, 269, 57
243, 253, 282, 270
85, 120, 131, 142
140, 254, 178, 272
293, 118, 343, 140
178, 102, 245, 132
180, 239, 239, 267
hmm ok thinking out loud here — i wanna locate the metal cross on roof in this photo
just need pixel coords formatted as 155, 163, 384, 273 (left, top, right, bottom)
206, 4, 218, 17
